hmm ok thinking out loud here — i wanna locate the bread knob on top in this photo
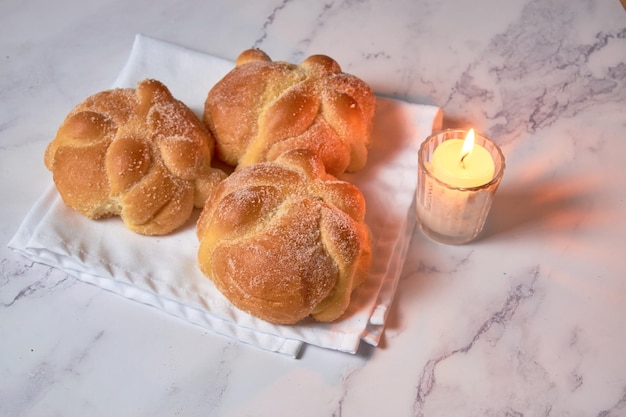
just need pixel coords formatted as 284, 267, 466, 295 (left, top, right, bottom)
196, 149, 372, 324
203, 49, 376, 176
44, 79, 226, 235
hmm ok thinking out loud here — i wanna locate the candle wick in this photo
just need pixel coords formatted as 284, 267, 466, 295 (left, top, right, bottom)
460, 152, 469, 167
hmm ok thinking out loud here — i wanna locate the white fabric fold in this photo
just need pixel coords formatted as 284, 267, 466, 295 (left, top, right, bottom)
9, 34, 442, 358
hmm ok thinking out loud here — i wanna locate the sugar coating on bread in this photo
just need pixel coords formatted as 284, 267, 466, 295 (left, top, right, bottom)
196, 149, 372, 324
45, 79, 227, 235
203, 49, 376, 176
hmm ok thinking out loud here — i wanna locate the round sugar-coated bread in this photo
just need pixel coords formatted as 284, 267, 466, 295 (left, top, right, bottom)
44, 79, 226, 235
203, 49, 376, 176
196, 149, 372, 324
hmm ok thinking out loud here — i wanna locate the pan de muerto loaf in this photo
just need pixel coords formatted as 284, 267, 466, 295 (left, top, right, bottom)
196, 149, 372, 324
44, 79, 226, 235
203, 49, 376, 176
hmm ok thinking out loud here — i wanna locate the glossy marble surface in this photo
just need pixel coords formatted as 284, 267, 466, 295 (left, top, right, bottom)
2, 0, 626, 415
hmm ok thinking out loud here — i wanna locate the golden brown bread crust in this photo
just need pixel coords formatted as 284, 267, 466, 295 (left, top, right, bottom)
45, 79, 227, 235
196, 149, 372, 324
203, 49, 376, 176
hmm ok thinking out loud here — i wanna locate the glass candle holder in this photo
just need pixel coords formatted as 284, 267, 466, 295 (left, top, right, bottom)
416, 129, 505, 245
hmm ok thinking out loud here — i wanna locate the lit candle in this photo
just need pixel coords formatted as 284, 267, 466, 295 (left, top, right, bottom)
415, 128, 505, 245
430, 129, 495, 188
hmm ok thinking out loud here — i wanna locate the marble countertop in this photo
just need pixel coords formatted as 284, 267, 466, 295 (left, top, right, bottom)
2, 0, 625, 415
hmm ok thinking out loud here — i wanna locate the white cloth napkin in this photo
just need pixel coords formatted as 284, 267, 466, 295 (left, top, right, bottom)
9, 34, 442, 358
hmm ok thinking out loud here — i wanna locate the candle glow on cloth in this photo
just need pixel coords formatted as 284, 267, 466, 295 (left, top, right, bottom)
416, 129, 505, 245
430, 129, 495, 188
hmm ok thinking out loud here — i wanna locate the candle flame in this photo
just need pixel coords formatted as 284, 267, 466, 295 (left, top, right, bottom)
460, 128, 475, 164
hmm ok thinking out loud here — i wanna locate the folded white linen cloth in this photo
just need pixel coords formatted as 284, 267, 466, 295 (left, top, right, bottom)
9, 34, 442, 358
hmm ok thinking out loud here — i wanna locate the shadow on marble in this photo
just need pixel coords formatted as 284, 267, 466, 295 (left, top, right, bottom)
441, 115, 474, 132
480, 173, 605, 241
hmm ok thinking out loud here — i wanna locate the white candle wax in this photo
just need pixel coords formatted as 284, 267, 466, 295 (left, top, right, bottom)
430, 139, 495, 188
416, 129, 504, 245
